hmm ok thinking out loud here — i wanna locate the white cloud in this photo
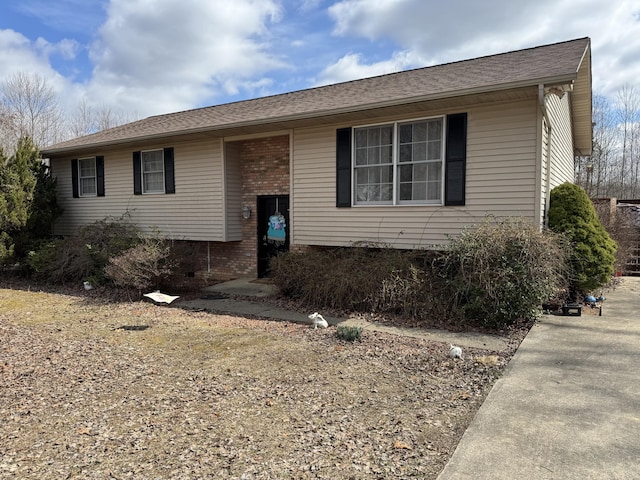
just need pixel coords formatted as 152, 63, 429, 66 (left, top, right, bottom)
0, 29, 48, 75
0, 29, 70, 86
327, 0, 640, 96
34, 37, 79, 61
86, 0, 286, 116
314, 50, 417, 86
2, 0, 640, 130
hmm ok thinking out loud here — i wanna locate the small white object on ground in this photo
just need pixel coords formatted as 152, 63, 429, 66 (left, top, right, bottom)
308, 312, 329, 329
83, 281, 93, 291
449, 344, 463, 359
143, 291, 180, 304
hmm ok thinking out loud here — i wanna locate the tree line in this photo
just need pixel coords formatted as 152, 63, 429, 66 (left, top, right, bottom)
576, 85, 640, 200
0, 71, 134, 155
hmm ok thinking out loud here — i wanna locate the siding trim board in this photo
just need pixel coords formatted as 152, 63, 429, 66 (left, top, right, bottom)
336, 128, 352, 207
444, 113, 467, 206
71, 159, 79, 198
96, 156, 105, 197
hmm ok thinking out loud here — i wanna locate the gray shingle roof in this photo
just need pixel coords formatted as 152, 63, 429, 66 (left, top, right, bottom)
43, 37, 590, 155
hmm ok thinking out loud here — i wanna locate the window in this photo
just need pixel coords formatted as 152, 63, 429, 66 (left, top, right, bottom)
78, 157, 97, 197
72, 156, 104, 198
354, 125, 394, 203
353, 117, 444, 205
133, 147, 175, 195
336, 113, 466, 208
142, 149, 165, 194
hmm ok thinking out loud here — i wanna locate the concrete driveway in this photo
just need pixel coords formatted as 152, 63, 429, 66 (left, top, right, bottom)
438, 277, 640, 479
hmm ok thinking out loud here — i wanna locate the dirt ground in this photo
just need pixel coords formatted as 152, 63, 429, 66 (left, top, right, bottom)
0, 284, 527, 479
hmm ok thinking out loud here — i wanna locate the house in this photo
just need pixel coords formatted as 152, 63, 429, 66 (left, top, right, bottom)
42, 37, 592, 280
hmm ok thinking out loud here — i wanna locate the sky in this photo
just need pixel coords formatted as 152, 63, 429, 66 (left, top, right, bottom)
1, 0, 639, 122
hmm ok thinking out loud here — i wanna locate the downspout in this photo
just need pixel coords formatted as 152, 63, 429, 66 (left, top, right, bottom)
539, 84, 553, 226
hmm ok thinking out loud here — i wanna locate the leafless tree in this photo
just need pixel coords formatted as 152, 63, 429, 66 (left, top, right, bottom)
68, 97, 96, 138
68, 97, 136, 138
589, 94, 619, 197
0, 72, 65, 150
615, 84, 640, 198
579, 87, 640, 200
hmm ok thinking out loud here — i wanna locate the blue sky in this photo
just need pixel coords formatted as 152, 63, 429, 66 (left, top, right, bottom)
1, 0, 639, 121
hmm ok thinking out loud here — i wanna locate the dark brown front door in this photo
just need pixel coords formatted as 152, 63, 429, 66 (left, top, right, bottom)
257, 195, 290, 278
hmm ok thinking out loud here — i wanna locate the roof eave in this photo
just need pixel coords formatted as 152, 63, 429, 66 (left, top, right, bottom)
41, 74, 579, 156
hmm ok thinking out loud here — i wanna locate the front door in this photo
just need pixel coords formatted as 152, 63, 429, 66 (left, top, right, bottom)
257, 195, 290, 278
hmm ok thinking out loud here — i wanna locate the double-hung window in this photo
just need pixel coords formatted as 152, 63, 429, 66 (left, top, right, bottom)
133, 147, 175, 195
353, 116, 444, 205
354, 125, 394, 204
141, 149, 165, 194
78, 157, 97, 197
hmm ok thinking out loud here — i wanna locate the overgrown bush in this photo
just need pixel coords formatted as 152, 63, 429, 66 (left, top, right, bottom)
443, 218, 570, 329
104, 233, 175, 291
25, 215, 140, 284
271, 245, 422, 311
548, 183, 617, 292
272, 217, 570, 330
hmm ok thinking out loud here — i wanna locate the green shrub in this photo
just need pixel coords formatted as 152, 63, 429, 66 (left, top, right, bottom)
548, 183, 617, 292
24, 239, 64, 275
443, 217, 570, 329
336, 325, 363, 342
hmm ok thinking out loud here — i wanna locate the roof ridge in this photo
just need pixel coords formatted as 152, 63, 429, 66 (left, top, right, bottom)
147, 37, 590, 120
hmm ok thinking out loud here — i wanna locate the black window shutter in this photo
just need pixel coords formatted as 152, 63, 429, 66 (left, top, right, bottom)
163, 147, 175, 194
445, 113, 467, 206
71, 159, 79, 198
133, 151, 142, 195
336, 128, 352, 208
96, 156, 105, 197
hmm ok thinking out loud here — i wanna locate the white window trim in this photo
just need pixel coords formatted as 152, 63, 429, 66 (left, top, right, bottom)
78, 156, 97, 198
352, 115, 445, 206
141, 149, 165, 194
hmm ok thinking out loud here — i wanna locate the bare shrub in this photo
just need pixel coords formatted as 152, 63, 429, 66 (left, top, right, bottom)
444, 218, 570, 329
271, 245, 416, 312
104, 234, 174, 292
273, 218, 570, 330
593, 199, 640, 274
28, 215, 139, 284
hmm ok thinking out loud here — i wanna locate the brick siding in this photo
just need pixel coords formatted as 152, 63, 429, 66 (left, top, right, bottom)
176, 135, 290, 280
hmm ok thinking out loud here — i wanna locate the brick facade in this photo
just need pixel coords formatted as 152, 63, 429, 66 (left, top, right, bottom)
176, 135, 290, 280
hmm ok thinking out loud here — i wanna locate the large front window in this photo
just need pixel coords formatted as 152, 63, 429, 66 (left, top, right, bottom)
354, 117, 444, 205
142, 149, 165, 194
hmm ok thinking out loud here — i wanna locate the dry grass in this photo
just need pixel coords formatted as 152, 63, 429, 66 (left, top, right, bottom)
1, 285, 520, 479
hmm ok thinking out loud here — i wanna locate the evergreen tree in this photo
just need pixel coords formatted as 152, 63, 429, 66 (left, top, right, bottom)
0, 137, 61, 263
548, 182, 617, 292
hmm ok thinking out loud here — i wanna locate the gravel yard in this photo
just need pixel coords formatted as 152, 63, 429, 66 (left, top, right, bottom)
1, 285, 525, 479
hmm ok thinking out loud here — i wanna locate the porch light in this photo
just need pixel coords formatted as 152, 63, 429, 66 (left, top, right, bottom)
242, 206, 252, 219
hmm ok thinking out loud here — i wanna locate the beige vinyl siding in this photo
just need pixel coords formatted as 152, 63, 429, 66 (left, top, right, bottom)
536, 92, 574, 227
223, 142, 243, 241
546, 92, 575, 188
51, 137, 225, 241
292, 99, 539, 248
